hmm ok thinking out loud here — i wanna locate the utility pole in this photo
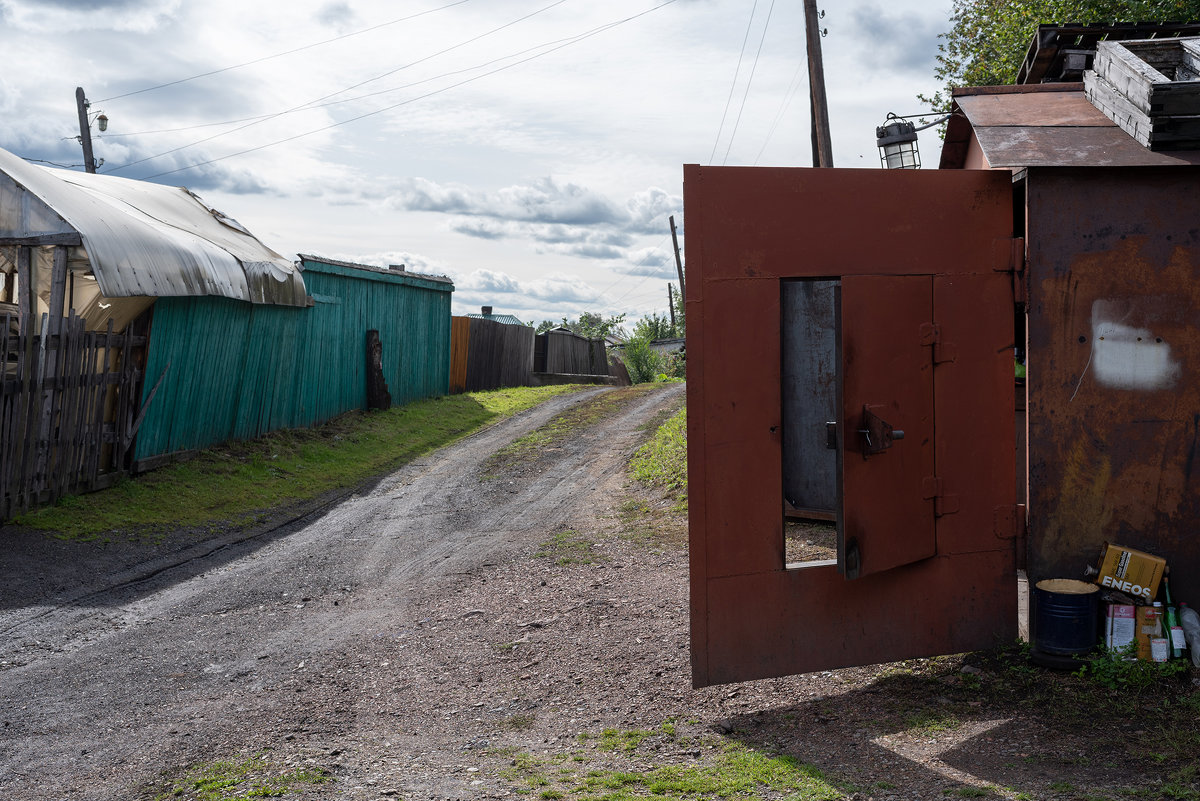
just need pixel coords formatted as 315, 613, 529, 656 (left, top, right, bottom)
75, 87, 97, 173
803, 0, 834, 167
669, 215, 685, 301
668, 283, 676, 334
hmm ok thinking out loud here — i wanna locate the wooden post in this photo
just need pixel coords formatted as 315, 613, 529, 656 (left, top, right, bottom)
75, 87, 98, 174
365, 330, 392, 410
804, 0, 834, 167
668, 283, 676, 334
669, 215, 686, 300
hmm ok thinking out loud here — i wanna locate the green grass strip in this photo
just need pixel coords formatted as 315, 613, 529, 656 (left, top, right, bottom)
629, 407, 686, 497
16, 385, 586, 540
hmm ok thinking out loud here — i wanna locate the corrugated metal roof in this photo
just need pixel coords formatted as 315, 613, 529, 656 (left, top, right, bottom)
940, 85, 1200, 169
298, 253, 454, 293
466, 312, 525, 326
0, 146, 307, 306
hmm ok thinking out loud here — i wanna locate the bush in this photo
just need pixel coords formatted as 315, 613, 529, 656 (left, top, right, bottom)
624, 337, 664, 384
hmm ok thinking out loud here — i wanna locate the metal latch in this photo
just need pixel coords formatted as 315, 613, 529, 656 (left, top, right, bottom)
857, 405, 904, 458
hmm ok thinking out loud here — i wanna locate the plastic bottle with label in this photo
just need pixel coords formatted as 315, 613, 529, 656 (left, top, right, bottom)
1179, 602, 1200, 668
1162, 576, 1185, 659
1149, 601, 1170, 662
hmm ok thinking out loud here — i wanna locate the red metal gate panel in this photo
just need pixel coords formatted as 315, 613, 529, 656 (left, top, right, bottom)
685, 165, 1018, 686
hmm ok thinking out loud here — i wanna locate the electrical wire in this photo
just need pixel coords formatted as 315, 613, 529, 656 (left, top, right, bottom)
94, 0, 473, 104
721, 0, 776, 166
707, 0, 758, 165
752, 60, 804, 165
106, 0, 573, 173
21, 157, 85, 169
100, 21, 610, 141
137, 0, 679, 180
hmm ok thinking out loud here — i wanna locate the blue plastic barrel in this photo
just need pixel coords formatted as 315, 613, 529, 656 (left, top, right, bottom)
1032, 578, 1100, 655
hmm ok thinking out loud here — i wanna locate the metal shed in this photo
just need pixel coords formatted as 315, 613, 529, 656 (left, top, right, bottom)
0, 148, 309, 516
133, 255, 453, 465
686, 64, 1200, 685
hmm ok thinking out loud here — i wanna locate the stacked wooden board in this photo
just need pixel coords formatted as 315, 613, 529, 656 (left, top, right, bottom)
1085, 37, 1200, 150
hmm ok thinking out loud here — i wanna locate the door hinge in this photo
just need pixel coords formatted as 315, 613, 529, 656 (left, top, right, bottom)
992, 237, 1026, 273
922, 476, 960, 517
993, 504, 1026, 541
918, 323, 957, 364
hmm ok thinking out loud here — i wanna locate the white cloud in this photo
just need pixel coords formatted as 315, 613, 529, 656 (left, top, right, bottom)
0, 0, 953, 326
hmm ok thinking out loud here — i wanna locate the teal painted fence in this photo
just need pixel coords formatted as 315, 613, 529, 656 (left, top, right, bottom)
133, 258, 452, 461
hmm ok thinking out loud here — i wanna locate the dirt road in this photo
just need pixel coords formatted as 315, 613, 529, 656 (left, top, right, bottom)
0, 385, 687, 799
4, 381, 1194, 801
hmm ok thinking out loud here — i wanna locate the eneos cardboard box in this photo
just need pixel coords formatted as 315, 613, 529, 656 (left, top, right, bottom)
1091, 543, 1166, 602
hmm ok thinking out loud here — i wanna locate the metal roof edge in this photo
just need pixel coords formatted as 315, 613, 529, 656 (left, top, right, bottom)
952, 83, 1085, 98
298, 254, 455, 292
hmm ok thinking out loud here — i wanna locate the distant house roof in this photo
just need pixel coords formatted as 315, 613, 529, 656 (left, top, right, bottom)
0, 146, 307, 306
939, 84, 1200, 170
468, 312, 526, 326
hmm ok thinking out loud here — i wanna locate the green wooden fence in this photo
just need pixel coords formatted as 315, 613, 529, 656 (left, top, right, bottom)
133, 258, 452, 462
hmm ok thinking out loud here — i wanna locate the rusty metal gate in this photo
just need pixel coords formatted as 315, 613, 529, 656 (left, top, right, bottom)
685, 165, 1021, 686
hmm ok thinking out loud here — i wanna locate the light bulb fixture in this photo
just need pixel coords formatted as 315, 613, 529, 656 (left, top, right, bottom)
97, 113, 108, 132
875, 112, 953, 170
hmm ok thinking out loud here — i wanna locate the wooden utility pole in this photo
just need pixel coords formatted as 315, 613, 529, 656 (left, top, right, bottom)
75, 87, 97, 173
668, 283, 676, 333
669, 215, 685, 300
803, 0, 834, 167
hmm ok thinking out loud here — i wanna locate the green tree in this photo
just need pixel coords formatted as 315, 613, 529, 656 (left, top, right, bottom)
923, 0, 1200, 111
534, 312, 627, 339
634, 312, 675, 341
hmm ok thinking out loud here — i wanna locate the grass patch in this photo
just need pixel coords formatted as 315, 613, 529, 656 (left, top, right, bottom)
1075, 644, 1192, 691
535, 530, 600, 565
17, 385, 585, 540
902, 708, 961, 733
484, 385, 661, 478
628, 407, 686, 507
498, 741, 843, 801
154, 754, 330, 800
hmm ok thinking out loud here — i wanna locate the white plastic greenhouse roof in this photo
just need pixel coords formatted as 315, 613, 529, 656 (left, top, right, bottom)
0, 147, 307, 306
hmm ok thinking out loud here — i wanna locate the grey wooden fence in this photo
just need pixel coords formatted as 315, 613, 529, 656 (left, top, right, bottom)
1, 312, 145, 518
535, 329, 609, 376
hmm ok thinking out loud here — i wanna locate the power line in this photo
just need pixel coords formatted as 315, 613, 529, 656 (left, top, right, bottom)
753, 60, 804, 165
100, 23, 612, 142
708, 0, 758, 164
722, 0, 776, 165
21, 157, 85, 169
106, 0, 573, 174
137, 0, 679, 180
94, 0, 473, 104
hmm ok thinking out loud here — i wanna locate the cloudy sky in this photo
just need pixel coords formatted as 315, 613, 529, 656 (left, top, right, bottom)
0, 0, 951, 327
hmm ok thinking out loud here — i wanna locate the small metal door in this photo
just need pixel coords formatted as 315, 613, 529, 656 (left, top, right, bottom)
838, 275, 936, 579
685, 165, 1018, 686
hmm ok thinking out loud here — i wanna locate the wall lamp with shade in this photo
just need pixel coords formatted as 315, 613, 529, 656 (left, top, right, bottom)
875, 112, 952, 169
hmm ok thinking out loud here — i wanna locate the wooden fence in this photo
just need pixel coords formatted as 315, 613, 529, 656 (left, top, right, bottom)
1, 312, 144, 518
449, 316, 534, 393
536, 329, 609, 376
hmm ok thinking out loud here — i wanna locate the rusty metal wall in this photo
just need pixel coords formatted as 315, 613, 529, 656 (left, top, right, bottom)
686, 165, 1019, 686
1025, 166, 1200, 604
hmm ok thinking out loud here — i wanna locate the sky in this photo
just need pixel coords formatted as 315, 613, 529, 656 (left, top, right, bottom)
0, 0, 953, 329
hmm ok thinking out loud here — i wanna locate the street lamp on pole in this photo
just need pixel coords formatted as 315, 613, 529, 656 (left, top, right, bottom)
74, 87, 108, 173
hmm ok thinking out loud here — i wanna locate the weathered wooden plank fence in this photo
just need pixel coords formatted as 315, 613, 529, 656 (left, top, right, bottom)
450, 316, 534, 392
1, 312, 144, 518
536, 329, 609, 376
